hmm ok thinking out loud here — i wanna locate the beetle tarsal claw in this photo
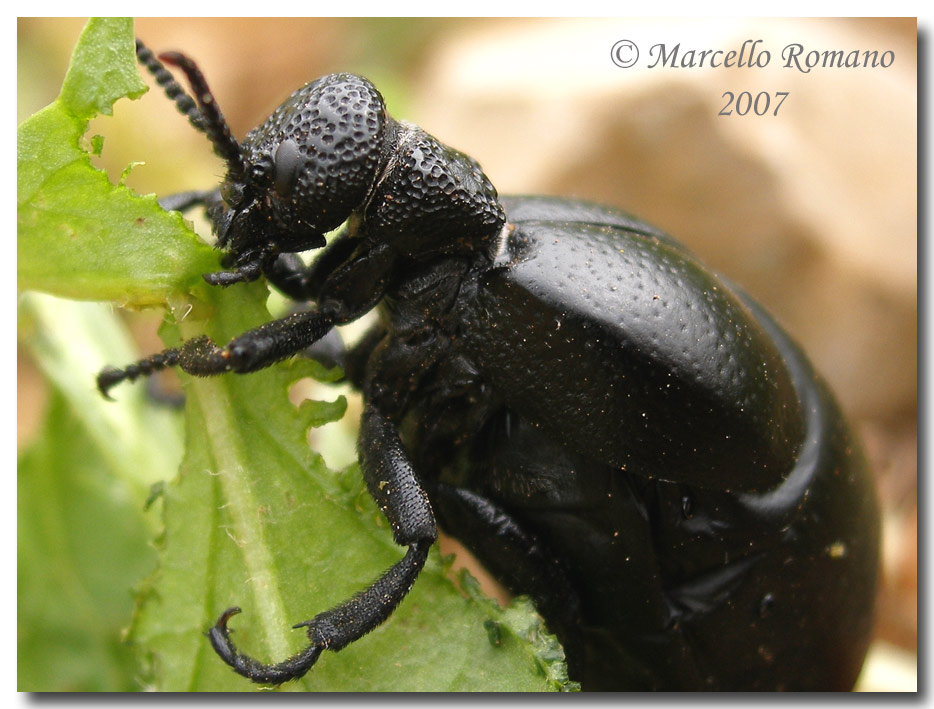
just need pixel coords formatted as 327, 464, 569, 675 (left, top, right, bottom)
207, 607, 325, 685
96, 366, 124, 399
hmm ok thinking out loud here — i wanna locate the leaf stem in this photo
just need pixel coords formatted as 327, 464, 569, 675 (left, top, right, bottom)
177, 313, 295, 666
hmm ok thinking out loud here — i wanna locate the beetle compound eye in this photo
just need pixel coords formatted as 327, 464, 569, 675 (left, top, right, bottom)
273, 139, 303, 199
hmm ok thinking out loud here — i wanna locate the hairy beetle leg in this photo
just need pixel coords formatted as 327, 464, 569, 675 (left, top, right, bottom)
208, 540, 432, 684
97, 349, 181, 399
95, 336, 223, 398
207, 407, 438, 683
97, 308, 338, 398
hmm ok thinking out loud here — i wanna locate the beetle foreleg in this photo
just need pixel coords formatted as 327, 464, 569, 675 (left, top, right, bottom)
264, 230, 361, 301
97, 307, 339, 398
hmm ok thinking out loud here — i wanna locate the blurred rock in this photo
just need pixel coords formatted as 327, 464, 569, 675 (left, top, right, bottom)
413, 18, 916, 423
856, 641, 917, 692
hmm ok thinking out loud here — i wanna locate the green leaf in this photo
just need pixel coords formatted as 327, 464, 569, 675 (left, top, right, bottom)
20, 293, 185, 486
17, 17, 217, 306
17, 17, 574, 692
17, 295, 184, 691
460, 572, 581, 692
58, 17, 146, 120
18, 391, 158, 691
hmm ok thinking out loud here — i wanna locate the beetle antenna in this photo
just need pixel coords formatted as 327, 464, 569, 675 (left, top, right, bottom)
135, 39, 245, 179
135, 39, 205, 132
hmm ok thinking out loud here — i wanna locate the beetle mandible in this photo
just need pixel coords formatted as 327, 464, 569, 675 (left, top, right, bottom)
98, 39, 881, 690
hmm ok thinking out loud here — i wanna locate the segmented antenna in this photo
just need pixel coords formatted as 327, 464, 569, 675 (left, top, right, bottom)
135, 39, 203, 131
135, 38, 245, 179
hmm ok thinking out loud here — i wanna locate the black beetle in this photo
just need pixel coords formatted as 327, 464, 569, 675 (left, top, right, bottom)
98, 40, 881, 691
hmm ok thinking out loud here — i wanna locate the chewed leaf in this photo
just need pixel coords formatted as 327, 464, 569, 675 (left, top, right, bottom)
17, 17, 217, 306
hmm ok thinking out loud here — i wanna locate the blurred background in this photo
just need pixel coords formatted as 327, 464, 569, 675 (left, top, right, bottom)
18, 17, 917, 690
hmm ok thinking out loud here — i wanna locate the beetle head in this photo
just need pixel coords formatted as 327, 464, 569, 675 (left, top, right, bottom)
141, 41, 504, 283
228, 74, 392, 253
149, 46, 391, 283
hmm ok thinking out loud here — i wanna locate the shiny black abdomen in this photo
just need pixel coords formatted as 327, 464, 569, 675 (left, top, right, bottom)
421, 196, 879, 690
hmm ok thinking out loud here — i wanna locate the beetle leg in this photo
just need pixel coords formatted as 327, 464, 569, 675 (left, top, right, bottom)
301, 322, 386, 390
209, 405, 437, 684
207, 607, 324, 685
97, 307, 339, 398
431, 483, 584, 657
203, 256, 268, 286
262, 252, 313, 299
208, 541, 431, 684
99, 246, 395, 397
264, 231, 361, 301
358, 406, 438, 549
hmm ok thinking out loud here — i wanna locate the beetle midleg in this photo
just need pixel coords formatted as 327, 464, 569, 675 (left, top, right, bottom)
359, 406, 438, 547
209, 405, 437, 684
